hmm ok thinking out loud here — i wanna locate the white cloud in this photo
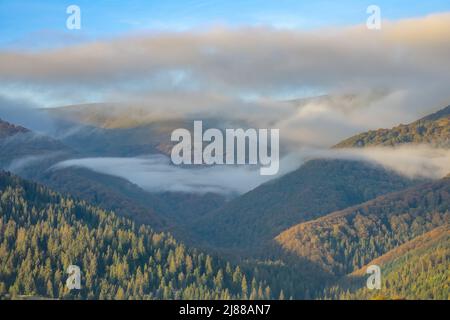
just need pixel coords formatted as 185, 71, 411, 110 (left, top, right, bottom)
51, 145, 450, 197
293, 145, 450, 179
52, 154, 276, 195
1, 13, 450, 96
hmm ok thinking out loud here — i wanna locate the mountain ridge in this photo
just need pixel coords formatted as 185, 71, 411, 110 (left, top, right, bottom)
0, 118, 29, 138
334, 104, 450, 148
276, 177, 450, 275
190, 159, 420, 251
322, 225, 449, 300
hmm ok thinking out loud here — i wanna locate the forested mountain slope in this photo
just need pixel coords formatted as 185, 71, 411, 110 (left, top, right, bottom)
0, 119, 74, 171
323, 225, 449, 300
351, 224, 449, 276
0, 120, 170, 229
276, 178, 450, 275
335, 105, 450, 148
191, 160, 420, 250
0, 171, 272, 300
0, 119, 227, 233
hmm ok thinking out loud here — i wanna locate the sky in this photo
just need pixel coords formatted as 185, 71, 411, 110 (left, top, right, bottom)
2, 0, 450, 49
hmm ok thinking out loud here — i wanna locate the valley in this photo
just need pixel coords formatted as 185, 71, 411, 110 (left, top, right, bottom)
0, 103, 449, 299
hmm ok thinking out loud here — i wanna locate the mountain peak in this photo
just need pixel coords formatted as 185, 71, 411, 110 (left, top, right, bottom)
0, 118, 29, 138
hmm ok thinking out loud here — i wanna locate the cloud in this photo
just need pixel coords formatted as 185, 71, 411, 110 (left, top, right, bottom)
1, 13, 449, 149
293, 145, 450, 179
1, 13, 450, 94
51, 154, 278, 195
353, 146, 450, 179
51, 145, 450, 197
1, 89, 445, 156
0, 13, 450, 90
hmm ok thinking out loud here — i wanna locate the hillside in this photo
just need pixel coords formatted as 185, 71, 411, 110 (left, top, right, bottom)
335, 105, 450, 148
47, 104, 254, 157
0, 119, 227, 233
0, 171, 273, 300
47, 103, 172, 129
189, 105, 450, 253
323, 225, 449, 300
2, 103, 449, 300
47, 103, 191, 157
351, 224, 449, 276
0, 121, 170, 229
0, 119, 74, 170
276, 178, 450, 275
53, 121, 176, 157
191, 159, 420, 250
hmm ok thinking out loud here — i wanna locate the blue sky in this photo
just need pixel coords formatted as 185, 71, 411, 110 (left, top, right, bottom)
1, 0, 450, 49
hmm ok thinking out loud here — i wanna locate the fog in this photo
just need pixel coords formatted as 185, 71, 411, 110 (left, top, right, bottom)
51, 145, 450, 196
52, 154, 278, 194
292, 145, 450, 179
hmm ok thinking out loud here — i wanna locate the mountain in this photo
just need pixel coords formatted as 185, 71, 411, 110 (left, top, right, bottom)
2, 103, 449, 300
0, 118, 74, 170
51, 120, 178, 157
48, 103, 180, 156
0, 119, 29, 138
188, 104, 450, 253
46, 103, 255, 157
335, 105, 450, 148
351, 224, 449, 276
48, 103, 174, 129
39, 166, 229, 231
0, 119, 168, 228
323, 225, 449, 300
276, 177, 450, 275
0, 118, 227, 233
0, 171, 273, 299
191, 159, 420, 251
0, 171, 340, 300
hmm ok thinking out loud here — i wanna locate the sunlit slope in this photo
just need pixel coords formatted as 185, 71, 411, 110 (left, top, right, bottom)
335, 105, 450, 148
0, 171, 271, 300
192, 159, 419, 250
276, 178, 450, 275
323, 225, 449, 300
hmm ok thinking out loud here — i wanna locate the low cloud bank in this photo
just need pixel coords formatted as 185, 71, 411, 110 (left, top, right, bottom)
52, 145, 450, 196
294, 145, 450, 179
52, 154, 288, 195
